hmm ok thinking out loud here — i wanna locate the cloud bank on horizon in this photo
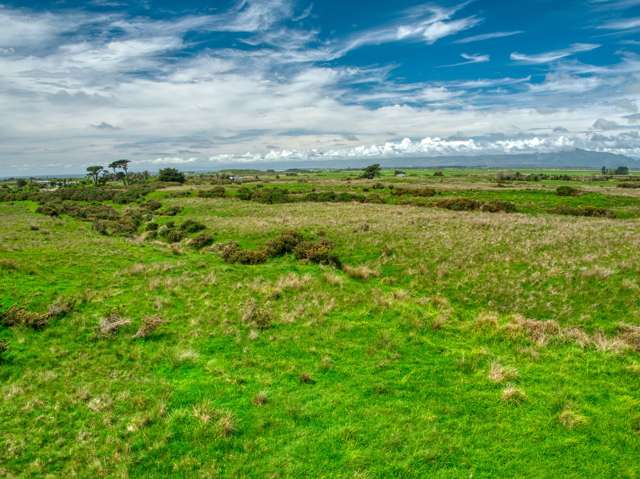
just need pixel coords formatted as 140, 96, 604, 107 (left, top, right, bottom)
0, 0, 639, 175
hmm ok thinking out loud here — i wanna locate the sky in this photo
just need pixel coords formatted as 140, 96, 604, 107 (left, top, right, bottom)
0, 0, 639, 175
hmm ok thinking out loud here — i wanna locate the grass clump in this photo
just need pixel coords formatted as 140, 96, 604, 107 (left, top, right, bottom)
242, 299, 273, 330
132, 315, 166, 339
343, 264, 380, 280
97, 312, 131, 338
558, 406, 588, 429
501, 385, 527, 404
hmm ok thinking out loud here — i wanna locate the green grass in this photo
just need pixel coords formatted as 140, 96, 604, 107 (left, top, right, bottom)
1, 171, 640, 478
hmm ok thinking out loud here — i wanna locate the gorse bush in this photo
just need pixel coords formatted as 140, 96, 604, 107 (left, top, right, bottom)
435, 198, 483, 211
218, 230, 341, 267
294, 239, 342, 268
189, 233, 215, 249
198, 186, 226, 198
219, 242, 269, 265
264, 230, 304, 256
435, 198, 516, 213
392, 187, 437, 197
552, 206, 615, 218
180, 219, 206, 234
556, 186, 581, 197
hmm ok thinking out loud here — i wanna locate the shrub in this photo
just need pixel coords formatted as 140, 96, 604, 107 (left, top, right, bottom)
436, 198, 482, 211
0, 339, 7, 362
189, 233, 215, 249
480, 200, 517, 213
251, 188, 290, 204
158, 206, 182, 216
617, 183, 640, 189
145, 222, 159, 231
0, 298, 74, 330
158, 168, 186, 183
552, 206, 615, 218
142, 200, 162, 211
199, 186, 226, 198
393, 187, 436, 197
236, 187, 253, 200
294, 239, 342, 268
556, 186, 580, 196
180, 219, 206, 234
264, 230, 304, 257
219, 242, 268, 265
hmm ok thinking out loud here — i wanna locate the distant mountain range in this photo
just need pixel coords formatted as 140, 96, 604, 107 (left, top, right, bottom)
205, 149, 640, 172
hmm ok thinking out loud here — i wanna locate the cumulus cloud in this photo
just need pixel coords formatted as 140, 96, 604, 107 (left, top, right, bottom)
134, 131, 640, 166
511, 43, 600, 64
0, 3, 639, 176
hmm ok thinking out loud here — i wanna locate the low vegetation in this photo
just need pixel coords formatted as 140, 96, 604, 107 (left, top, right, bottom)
1, 166, 639, 477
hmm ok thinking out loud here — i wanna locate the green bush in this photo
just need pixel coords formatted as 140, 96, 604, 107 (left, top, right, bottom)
294, 239, 342, 268
556, 186, 580, 196
158, 168, 186, 183
189, 234, 215, 249
552, 206, 615, 218
180, 219, 206, 234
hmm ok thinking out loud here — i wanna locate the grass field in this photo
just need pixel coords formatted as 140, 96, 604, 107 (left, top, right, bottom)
1, 169, 640, 478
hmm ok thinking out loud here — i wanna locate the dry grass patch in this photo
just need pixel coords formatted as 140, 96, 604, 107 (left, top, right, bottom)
618, 323, 640, 351
504, 315, 561, 346
558, 407, 588, 429
488, 362, 519, 383
217, 413, 237, 437
323, 271, 345, 287
501, 385, 527, 404
253, 391, 268, 406
274, 272, 313, 294
97, 313, 131, 338
132, 315, 167, 339
242, 299, 273, 330
343, 264, 381, 280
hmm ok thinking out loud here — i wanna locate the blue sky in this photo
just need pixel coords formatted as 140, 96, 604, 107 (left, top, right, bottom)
0, 0, 639, 174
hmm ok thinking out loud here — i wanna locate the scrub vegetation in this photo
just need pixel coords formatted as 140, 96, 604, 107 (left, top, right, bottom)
1, 167, 640, 478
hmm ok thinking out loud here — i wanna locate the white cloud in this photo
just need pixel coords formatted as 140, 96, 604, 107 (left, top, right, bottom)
0, 4, 639, 176
511, 43, 601, 64
442, 52, 490, 67
598, 17, 640, 30
454, 31, 523, 44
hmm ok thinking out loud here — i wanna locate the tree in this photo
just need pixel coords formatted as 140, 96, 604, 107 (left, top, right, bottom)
361, 164, 381, 179
601, 166, 608, 176
109, 159, 131, 185
159, 168, 186, 183
615, 166, 629, 175
15, 178, 27, 188
86, 166, 104, 186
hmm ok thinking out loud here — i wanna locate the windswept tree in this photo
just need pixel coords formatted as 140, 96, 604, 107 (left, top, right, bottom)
108, 159, 131, 185
361, 163, 381, 179
86, 166, 104, 186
